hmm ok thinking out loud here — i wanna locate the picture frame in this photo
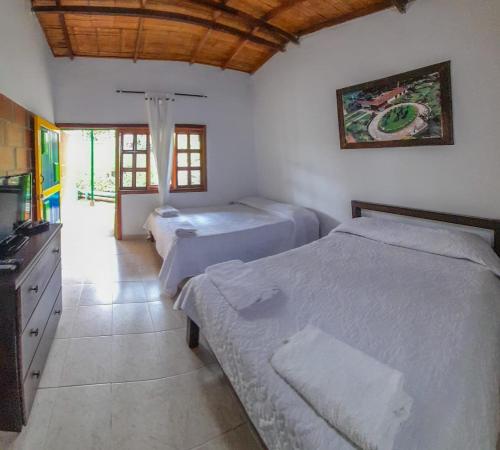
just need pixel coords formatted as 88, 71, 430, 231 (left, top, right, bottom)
336, 61, 454, 149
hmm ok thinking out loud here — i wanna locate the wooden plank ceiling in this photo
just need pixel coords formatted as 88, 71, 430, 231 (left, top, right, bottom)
32, 0, 408, 73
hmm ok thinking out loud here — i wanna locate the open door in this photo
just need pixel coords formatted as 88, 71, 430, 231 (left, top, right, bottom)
34, 117, 61, 222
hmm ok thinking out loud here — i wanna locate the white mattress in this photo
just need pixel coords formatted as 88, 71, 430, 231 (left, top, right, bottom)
176, 222, 500, 450
144, 198, 319, 295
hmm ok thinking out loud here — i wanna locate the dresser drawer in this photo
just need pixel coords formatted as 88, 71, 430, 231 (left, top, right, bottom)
21, 263, 62, 380
19, 232, 61, 330
23, 290, 62, 422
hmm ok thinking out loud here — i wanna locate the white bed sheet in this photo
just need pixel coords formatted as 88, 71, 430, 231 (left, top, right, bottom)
175, 225, 500, 450
144, 200, 319, 295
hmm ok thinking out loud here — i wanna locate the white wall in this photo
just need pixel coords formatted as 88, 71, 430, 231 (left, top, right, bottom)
0, 0, 54, 120
252, 0, 500, 234
51, 58, 257, 235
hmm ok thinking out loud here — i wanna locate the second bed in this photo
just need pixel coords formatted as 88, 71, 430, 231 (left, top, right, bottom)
144, 196, 319, 295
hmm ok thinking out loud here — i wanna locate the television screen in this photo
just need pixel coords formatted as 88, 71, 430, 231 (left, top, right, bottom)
0, 173, 32, 243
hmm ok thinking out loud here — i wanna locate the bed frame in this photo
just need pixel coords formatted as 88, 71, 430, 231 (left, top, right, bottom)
185, 200, 500, 449
352, 200, 500, 257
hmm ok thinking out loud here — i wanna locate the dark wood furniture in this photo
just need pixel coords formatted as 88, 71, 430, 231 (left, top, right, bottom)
0, 224, 62, 432
351, 200, 500, 256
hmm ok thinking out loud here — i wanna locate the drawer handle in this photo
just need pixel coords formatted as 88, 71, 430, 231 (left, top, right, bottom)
52, 248, 60, 254
29, 328, 39, 337
29, 285, 39, 294
31, 370, 41, 379
54, 309, 62, 316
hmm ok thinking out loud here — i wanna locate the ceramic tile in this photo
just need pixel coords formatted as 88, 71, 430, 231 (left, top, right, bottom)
156, 329, 216, 377
71, 305, 112, 337
192, 423, 264, 450
61, 284, 83, 308
39, 339, 70, 388
79, 283, 114, 306
54, 307, 77, 339
112, 281, 147, 304
142, 280, 167, 301
59, 336, 112, 386
111, 365, 246, 450
112, 303, 153, 334
0, 389, 56, 450
148, 300, 184, 331
43, 384, 112, 450
111, 333, 162, 382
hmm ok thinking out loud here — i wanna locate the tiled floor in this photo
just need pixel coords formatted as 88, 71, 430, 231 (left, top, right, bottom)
0, 202, 263, 450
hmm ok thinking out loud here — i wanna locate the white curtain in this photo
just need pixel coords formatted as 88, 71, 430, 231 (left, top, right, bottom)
145, 92, 175, 205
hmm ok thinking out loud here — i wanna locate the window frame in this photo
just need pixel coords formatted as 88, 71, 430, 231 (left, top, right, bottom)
118, 127, 158, 193
117, 124, 207, 194
170, 124, 207, 193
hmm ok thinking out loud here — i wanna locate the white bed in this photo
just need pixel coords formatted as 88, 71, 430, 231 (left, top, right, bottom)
144, 197, 319, 295
175, 204, 500, 450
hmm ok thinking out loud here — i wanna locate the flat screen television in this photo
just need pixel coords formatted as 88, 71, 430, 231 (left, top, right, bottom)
0, 173, 32, 244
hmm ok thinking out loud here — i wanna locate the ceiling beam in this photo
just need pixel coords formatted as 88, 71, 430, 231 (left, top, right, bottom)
221, 0, 302, 70
392, 0, 409, 13
32, 5, 285, 51
298, 1, 396, 36
55, 0, 74, 59
261, 0, 305, 22
184, 0, 298, 43
133, 0, 148, 63
190, 7, 222, 65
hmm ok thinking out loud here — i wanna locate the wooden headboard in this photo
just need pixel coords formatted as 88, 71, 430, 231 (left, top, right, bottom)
351, 200, 500, 257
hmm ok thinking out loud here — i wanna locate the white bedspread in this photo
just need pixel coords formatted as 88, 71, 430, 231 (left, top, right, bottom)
175, 220, 500, 450
144, 198, 319, 295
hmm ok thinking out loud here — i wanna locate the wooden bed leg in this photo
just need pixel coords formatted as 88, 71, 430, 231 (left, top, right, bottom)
186, 317, 200, 349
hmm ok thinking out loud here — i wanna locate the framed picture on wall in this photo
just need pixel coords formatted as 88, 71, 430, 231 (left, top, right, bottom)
336, 61, 453, 149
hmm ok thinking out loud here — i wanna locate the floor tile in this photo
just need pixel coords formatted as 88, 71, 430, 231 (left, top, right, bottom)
112, 281, 147, 304
0, 389, 56, 450
39, 339, 70, 388
43, 384, 112, 450
111, 333, 162, 382
112, 303, 153, 334
192, 423, 264, 450
59, 336, 113, 386
142, 280, 166, 302
79, 283, 114, 306
71, 305, 112, 338
148, 300, 184, 331
111, 365, 246, 450
54, 307, 77, 339
61, 284, 83, 308
156, 329, 216, 377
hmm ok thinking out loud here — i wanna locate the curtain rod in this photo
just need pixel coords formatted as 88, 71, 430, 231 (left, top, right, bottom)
116, 89, 207, 98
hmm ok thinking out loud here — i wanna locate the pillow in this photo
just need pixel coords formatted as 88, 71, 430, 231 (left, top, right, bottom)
334, 217, 500, 276
236, 197, 319, 246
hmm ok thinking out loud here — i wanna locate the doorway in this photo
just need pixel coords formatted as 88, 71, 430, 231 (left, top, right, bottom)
60, 129, 117, 239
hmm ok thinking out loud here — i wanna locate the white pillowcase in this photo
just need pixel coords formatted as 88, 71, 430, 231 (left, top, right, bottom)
334, 217, 500, 276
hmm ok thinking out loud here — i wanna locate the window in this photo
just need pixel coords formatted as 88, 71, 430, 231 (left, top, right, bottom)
118, 125, 206, 192
171, 125, 207, 192
118, 128, 156, 191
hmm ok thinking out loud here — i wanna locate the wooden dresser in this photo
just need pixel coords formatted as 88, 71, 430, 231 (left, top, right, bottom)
0, 224, 62, 432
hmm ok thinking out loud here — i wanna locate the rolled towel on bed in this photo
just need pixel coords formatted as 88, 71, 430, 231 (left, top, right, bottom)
174, 221, 197, 237
155, 205, 179, 217
205, 260, 280, 310
270, 325, 412, 450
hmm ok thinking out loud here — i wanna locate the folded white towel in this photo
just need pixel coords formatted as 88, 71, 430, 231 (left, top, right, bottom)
174, 221, 197, 237
271, 325, 412, 450
155, 205, 179, 218
205, 260, 280, 310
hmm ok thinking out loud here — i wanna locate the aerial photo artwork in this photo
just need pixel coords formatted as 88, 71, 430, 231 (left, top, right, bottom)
337, 61, 453, 148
